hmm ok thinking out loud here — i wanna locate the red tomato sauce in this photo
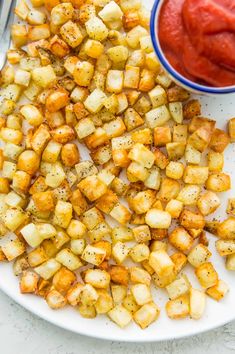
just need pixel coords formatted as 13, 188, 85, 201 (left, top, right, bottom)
158, 0, 235, 87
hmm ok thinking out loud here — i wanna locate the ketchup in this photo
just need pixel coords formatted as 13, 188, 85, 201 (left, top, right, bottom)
158, 0, 235, 87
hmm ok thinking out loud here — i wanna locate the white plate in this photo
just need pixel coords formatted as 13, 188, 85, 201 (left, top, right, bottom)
0, 0, 235, 342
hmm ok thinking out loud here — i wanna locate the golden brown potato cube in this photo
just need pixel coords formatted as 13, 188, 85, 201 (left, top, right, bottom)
166, 295, 189, 319
46, 289, 67, 310
1, 127, 23, 145
27, 247, 48, 267
112, 241, 130, 264
2, 238, 25, 261
112, 226, 133, 243
180, 209, 205, 229
183, 166, 209, 185
154, 127, 171, 147
226, 253, 235, 270
106, 70, 124, 93
148, 85, 167, 108
209, 128, 230, 153
167, 86, 190, 102
82, 245, 106, 266
4, 208, 27, 232
189, 288, 206, 320
109, 265, 129, 286
70, 189, 87, 216
185, 144, 201, 165
130, 243, 150, 263
56, 248, 82, 271
153, 148, 169, 169
73, 61, 94, 87
131, 128, 153, 145
124, 108, 144, 132
85, 269, 110, 289
216, 239, 235, 256
145, 209, 172, 229
46, 88, 69, 113
228, 117, 235, 142
188, 244, 212, 268
81, 207, 104, 231
11, 24, 28, 47
183, 99, 201, 119
132, 190, 156, 214
95, 290, 113, 314
134, 96, 152, 116
145, 52, 160, 72
166, 274, 191, 300
133, 302, 160, 329
195, 262, 218, 288
227, 198, 235, 216
53, 201, 72, 229
122, 294, 140, 314
0, 177, 10, 194
217, 217, 235, 240
188, 116, 216, 134
85, 16, 108, 41
169, 227, 194, 253
28, 24, 50, 41
197, 191, 220, 216
131, 284, 152, 306
78, 303, 96, 318
173, 124, 188, 143
20, 271, 38, 294
165, 199, 183, 219
166, 161, 184, 180
139, 69, 155, 92
124, 65, 140, 89
166, 142, 185, 161
67, 283, 84, 306
128, 143, 155, 168
95, 189, 118, 214
111, 285, 127, 304
110, 203, 131, 225
78, 175, 107, 201
108, 305, 132, 328
208, 151, 224, 172
206, 280, 229, 301
171, 252, 187, 274
60, 20, 84, 48
61, 143, 80, 168
130, 267, 151, 286
32, 191, 55, 212
149, 250, 175, 277
52, 267, 76, 293
188, 125, 214, 153
133, 225, 151, 243
123, 10, 140, 30
158, 178, 180, 203
112, 149, 130, 168
49, 35, 70, 58
206, 173, 231, 192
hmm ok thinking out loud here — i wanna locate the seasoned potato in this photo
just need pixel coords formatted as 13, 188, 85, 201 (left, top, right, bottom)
166, 295, 189, 319
195, 262, 218, 288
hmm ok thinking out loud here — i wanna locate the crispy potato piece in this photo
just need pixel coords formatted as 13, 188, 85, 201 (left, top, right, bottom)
195, 262, 218, 288
209, 128, 230, 153
166, 295, 189, 319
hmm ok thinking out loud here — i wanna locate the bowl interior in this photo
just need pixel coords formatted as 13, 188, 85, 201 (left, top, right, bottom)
150, 0, 235, 95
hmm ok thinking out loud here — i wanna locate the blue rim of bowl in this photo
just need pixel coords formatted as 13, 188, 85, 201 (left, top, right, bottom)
150, 0, 235, 94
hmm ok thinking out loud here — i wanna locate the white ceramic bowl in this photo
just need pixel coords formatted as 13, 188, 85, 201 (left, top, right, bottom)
150, 0, 235, 95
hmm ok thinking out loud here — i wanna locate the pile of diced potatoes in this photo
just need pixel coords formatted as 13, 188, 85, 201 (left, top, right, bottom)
0, 0, 235, 330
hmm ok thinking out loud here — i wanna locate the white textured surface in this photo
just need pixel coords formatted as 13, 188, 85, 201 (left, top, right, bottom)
0, 290, 234, 354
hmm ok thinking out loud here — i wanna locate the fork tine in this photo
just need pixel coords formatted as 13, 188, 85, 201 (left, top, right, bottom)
0, 0, 14, 40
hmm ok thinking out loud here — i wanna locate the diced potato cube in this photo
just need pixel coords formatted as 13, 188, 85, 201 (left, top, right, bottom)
166, 275, 191, 300
226, 253, 235, 270
74, 61, 94, 87
110, 203, 131, 225
32, 65, 56, 88
145, 209, 171, 229
82, 245, 106, 266
206, 173, 231, 192
188, 244, 212, 268
21, 223, 43, 247
108, 305, 132, 328
124, 65, 140, 89
85, 16, 108, 41
133, 302, 160, 329
195, 262, 218, 288
3, 208, 26, 231
53, 201, 73, 229
169, 227, 194, 253
206, 280, 229, 301
169, 102, 183, 124
149, 250, 175, 277
130, 244, 150, 262
128, 143, 155, 168
35, 259, 61, 280
46, 289, 67, 309
145, 105, 171, 129
106, 70, 124, 93
131, 284, 152, 305
217, 217, 235, 240
99, 1, 123, 22
2, 238, 25, 261
165, 199, 183, 218
78, 175, 107, 201
112, 241, 129, 264
197, 191, 220, 216
166, 295, 189, 319
126, 25, 148, 49
216, 240, 235, 256
183, 166, 209, 185
56, 248, 82, 271
189, 288, 206, 320
84, 89, 107, 113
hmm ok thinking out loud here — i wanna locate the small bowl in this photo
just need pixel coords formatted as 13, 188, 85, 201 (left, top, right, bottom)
150, 0, 235, 95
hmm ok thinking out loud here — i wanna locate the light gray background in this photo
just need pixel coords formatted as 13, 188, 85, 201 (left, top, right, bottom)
0, 290, 234, 354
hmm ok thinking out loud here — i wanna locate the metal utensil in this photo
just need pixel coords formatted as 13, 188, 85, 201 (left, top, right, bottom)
0, 0, 16, 70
